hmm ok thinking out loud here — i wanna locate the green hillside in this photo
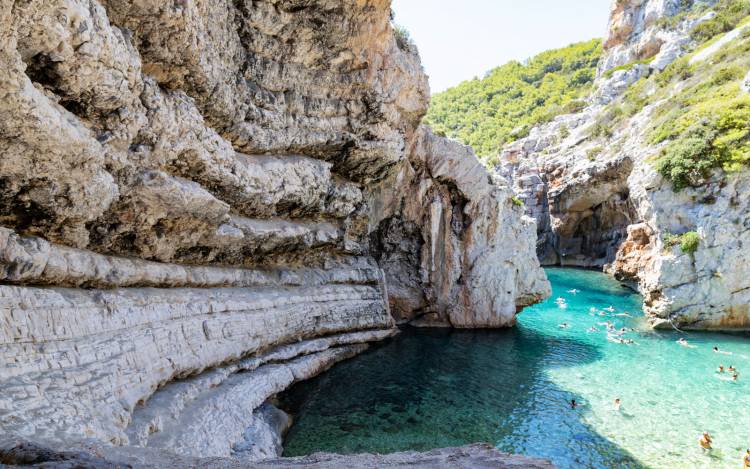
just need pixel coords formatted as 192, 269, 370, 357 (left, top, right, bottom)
424, 39, 602, 161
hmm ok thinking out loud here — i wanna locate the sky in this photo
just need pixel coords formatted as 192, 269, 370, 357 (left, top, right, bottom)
392, 0, 612, 93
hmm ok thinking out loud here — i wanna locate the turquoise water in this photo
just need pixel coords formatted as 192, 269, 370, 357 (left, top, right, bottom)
281, 268, 750, 468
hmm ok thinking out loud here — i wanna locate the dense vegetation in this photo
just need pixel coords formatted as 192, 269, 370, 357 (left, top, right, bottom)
425, 40, 602, 161
600, 9, 750, 191
690, 0, 750, 42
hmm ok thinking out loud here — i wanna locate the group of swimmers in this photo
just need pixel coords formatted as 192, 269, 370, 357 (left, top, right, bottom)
558, 304, 637, 346
677, 340, 741, 381
717, 364, 739, 381
699, 432, 750, 466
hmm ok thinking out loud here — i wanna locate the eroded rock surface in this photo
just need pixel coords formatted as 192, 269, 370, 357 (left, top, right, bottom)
500, 0, 750, 330
0, 0, 548, 462
0, 439, 557, 469
371, 127, 550, 328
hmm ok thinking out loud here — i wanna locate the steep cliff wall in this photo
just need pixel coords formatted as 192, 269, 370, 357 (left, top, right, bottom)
371, 126, 549, 327
0, 0, 548, 461
501, 0, 750, 330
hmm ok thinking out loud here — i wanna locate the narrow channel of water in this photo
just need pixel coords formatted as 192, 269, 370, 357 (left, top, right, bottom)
281, 268, 750, 468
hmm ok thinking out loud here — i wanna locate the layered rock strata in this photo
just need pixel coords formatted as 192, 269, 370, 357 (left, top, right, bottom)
0, 0, 549, 463
501, 0, 750, 330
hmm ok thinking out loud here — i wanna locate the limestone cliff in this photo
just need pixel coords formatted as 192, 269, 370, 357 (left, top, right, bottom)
371, 126, 549, 327
501, 0, 750, 330
0, 0, 548, 462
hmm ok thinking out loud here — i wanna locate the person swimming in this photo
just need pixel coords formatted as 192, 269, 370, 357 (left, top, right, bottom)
587, 326, 598, 333
718, 365, 725, 373
699, 432, 713, 450
677, 338, 697, 348
567, 289, 580, 294
604, 306, 615, 312
714, 346, 733, 355
729, 366, 736, 373
614, 398, 621, 411
570, 399, 577, 409
743, 448, 750, 467
559, 323, 570, 329
734, 373, 739, 381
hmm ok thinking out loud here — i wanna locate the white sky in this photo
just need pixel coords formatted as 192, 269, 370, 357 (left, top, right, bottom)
392, 0, 613, 93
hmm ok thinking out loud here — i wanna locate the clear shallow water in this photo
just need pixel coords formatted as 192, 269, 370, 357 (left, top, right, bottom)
281, 268, 750, 468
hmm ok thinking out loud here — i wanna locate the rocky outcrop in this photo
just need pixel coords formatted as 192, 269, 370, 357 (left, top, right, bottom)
371, 127, 550, 327
501, 118, 637, 268
0, 0, 548, 462
0, 439, 557, 469
600, 0, 717, 73
501, 0, 750, 330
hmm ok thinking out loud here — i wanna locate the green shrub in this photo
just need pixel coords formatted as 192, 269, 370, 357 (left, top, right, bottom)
656, 57, 694, 86
663, 231, 701, 254
710, 65, 745, 86
680, 231, 701, 254
586, 146, 603, 161
425, 39, 602, 158
511, 196, 524, 207
651, 92, 750, 190
602, 58, 653, 79
590, 121, 613, 139
394, 25, 416, 53
691, 0, 750, 43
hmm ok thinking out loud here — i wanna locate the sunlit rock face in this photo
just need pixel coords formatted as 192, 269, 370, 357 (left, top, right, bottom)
600, 0, 718, 73
500, 0, 750, 331
0, 0, 549, 461
370, 126, 550, 328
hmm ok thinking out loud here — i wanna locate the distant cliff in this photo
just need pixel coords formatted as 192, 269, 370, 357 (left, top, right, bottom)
500, 0, 750, 330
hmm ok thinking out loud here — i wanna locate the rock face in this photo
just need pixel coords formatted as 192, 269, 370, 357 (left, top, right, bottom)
501, 0, 750, 330
600, 0, 717, 73
0, 0, 548, 462
372, 126, 550, 327
0, 439, 557, 469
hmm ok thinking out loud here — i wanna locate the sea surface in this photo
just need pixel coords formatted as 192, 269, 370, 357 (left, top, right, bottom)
281, 268, 750, 468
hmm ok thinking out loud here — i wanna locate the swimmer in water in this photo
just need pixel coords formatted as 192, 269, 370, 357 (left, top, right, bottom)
587, 326, 598, 333
567, 289, 580, 294
729, 365, 736, 373
570, 399, 577, 409
699, 432, 713, 451
714, 346, 733, 355
614, 398, 621, 411
718, 365, 725, 373
604, 306, 615, 313
734, 373, 739, 381
559, 323, 570, 329
677, 338, 696, 348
